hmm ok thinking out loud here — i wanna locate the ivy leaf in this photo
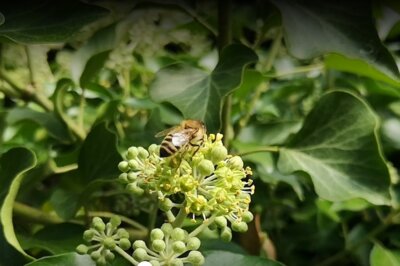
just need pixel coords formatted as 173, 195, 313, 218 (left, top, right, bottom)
204, 250, 285, 266
77, 123, 122, 185
0, 0, 109, 43
370, 244, 400, 266
19, 223, 85, 255
6, 107, 72, 143
150, 44, 258, 132
71, 24, 117, 88
272, 0, 400, 84
0, 148, 36, 259
278, 91, 391, 205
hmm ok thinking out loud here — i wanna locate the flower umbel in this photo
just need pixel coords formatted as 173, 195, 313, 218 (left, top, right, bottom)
119, 133, 255, 229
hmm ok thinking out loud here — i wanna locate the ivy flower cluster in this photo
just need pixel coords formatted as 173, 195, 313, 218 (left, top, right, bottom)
118, 133, 254, 228
132, 223, 204, 266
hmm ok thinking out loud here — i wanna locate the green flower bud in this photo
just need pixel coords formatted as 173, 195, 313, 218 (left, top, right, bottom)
187, 251, 205, 265
76, 244, 88, 254
161, 223, 173, 236
187, 237, 201, 250
149, 260, 160, 266
103, 237, 116, 250
138, 147, 149, 159
148, 144, 159, 155
197, 159, 214, 176
242, 211, 254, 223
127, 172, 138, 182
119, 238, 131, 250
83, 229, 96, 241
133, 247, 148, 261
210, 145, 227, 164
152, 239, 166, 252
127, 147, 139, 159
171, 228, 186, 241
159, 198, 174, 212
128, 159, 139, 170
170, 259, 183, 266
118, 161, 129, 172
117, 228, 130, 239
215, 216, 227, 228
96, 257, 107, 266
119, 173, 128, 182
93, 218, 106, 232
172, 240, 186, 253
150, 228, 164, 241
180, 175, 196, 192
110, 216, 121, 228
127, 183, 145, 196
90, 250, 102, 260
220, 227, 232, 242
104, 250, 115, 261
228, 156, 244, 170
232, 221, 248, 233
133, 240, 147, 249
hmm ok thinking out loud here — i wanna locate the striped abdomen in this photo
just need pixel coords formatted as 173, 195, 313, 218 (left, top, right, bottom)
159, 133, 187, 157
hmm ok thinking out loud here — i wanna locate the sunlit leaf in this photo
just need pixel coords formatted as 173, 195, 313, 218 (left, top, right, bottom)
0, 148, 36, 259
150, 44, 258, 132
0, 0, 109, 43
278, 90, 391, 205
204, 250, 285, 266
370, 244, 400, 266
272, 0, 400, 84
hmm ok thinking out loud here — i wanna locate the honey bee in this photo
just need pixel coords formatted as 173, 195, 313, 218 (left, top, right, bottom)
155, 120, 206, 158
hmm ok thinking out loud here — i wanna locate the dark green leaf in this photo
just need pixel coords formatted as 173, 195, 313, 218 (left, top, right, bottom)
25, 253, 95, 266
272, 0, 400, 84
71, 25, 117, 88
19, 223, 84, 255
78, 123, 122, 184
0, 12, 4, 26
49, 189, 80, 220
6, 107, 72, 143
200, 239, 246, 254
278, 90, 391, 205
0, 0, 109, 43
0, 148, 36, 258
204, 250, 285, 266
370, 243, 400, 266
0, 223, 27, 266
150, 44, 258, 132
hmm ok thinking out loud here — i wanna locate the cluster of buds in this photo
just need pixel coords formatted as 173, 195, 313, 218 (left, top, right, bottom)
132, 223, 204, 266
118, 133, 254, 229
76, 217, 131, 266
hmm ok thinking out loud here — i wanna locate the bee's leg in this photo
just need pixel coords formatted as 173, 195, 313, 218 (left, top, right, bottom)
189, 140, 203, 155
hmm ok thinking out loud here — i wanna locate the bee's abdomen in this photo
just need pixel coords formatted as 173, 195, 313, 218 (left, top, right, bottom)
160, 134, 179, 157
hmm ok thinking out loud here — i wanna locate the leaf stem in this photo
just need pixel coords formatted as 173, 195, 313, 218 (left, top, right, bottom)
188, 214, 217, 237
237, 146, 280, 156
270, 63, 324, 79
114, 246, 138, 265
218, 0, 232, 146
172, 204, 188, 227
237, 30, 282, 134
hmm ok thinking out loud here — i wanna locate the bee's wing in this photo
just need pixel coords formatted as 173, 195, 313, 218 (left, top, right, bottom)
171, 132, 190, 147
155, 126, 179, 138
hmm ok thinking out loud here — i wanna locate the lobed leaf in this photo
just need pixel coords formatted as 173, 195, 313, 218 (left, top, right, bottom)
370, 244, 400, 266
278, 90, 391, 205
272, 0, 400, 85
150, 44, 258, 132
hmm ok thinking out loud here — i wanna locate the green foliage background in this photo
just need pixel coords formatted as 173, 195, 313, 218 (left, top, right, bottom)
0, 0, 400, 265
